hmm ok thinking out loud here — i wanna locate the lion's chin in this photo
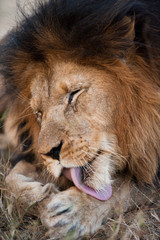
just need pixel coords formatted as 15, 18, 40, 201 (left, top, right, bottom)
63, 167, 112, 201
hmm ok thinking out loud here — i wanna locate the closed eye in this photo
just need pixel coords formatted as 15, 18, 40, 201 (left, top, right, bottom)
68, 89, 81, 104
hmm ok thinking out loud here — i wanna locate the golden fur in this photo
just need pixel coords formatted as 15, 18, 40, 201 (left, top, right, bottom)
0, 0, 160, 238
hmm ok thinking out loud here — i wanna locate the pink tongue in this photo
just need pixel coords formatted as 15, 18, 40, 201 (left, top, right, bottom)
63, 167, 112, 201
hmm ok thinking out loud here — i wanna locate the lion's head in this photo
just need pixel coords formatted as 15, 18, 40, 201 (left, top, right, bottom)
0, 0, 160, 200
30, 61, 119, 199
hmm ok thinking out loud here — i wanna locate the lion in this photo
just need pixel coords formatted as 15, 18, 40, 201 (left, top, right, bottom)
0, 0, 160, 239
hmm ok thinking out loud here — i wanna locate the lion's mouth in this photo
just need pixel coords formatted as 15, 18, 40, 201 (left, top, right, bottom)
63, 167, 112, 201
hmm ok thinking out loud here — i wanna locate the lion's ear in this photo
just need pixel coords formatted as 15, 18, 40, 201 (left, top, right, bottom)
108, 16, 135, 61
119, 16, 135, 62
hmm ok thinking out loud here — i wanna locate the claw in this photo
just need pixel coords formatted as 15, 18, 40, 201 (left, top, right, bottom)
55, 207, 72, 216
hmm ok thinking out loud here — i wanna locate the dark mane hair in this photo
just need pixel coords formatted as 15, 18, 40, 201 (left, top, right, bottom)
1, 0, 160, 79
0, 0, 160, 183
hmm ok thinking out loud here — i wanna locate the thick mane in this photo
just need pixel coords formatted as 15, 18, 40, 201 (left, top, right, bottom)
1, 0, 160, 79
0, 0, 160, 183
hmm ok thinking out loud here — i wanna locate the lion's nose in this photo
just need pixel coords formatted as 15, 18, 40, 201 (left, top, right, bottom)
45, 140, 63, 161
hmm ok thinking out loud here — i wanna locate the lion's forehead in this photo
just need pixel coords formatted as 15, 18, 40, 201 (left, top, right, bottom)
31, 62, 110, 94
30, 62, 115, 113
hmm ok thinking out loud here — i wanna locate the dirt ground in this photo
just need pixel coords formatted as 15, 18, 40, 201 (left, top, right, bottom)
0, 1, 160, 240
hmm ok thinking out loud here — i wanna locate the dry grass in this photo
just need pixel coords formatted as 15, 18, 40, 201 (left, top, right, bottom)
0, 147, 47, 240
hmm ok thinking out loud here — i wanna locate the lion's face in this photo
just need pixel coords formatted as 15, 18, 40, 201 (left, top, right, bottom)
30, 62, 120, 192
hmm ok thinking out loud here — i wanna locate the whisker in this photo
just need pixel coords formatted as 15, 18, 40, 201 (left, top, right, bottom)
13, 88, 29, 102
71, 156, 93, 181
79, 158, 92, 179
21, 105, 32, 114
82, 158, 94, 177
82, 156, 95, 172
88, 146, 127, 163
83, 150, 98, 161
82, 151, 107, 186
16, 113, 35, 121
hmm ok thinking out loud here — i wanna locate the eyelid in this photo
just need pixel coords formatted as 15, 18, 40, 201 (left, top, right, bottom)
68, 89, 86, 104
68, 89, 81, 104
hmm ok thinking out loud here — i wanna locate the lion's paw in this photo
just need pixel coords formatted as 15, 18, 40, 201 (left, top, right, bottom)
39, 187, 101, 239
